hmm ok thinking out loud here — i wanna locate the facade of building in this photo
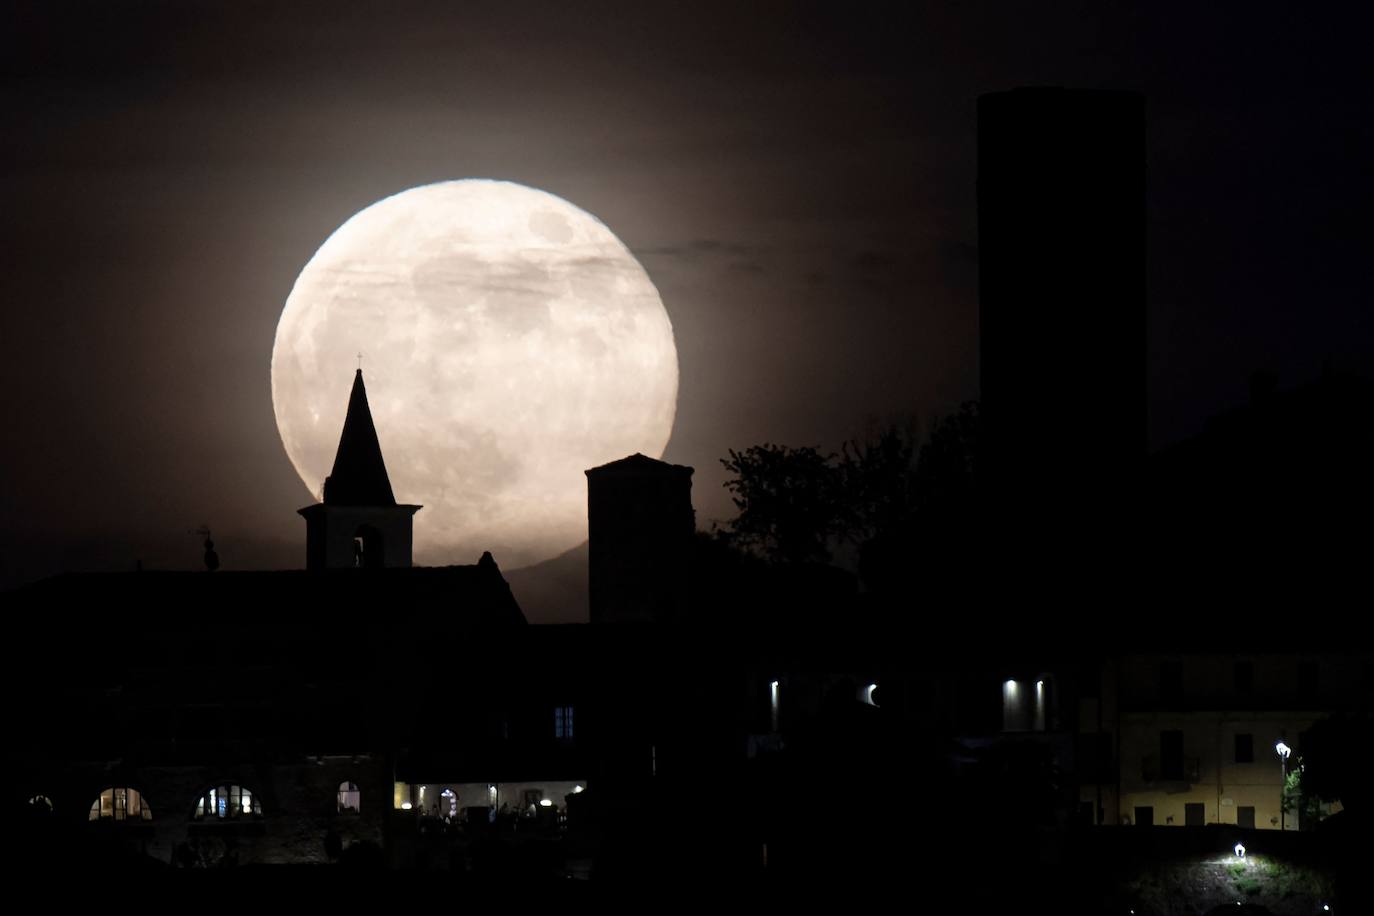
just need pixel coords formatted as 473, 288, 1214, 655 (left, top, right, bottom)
1101, 652, 1359, 831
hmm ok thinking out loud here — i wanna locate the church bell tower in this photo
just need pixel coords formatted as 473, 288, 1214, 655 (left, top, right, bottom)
298, 370, 421, 570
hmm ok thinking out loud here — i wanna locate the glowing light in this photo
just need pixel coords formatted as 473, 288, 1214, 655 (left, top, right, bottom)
271, 180, 679, 569
573, 785, 584, 794
539, 798, 553, 807
401, 802, 412, 810
1003, 679, 1028, 732
861, 683, 879, 707
1234, 842, 1246, 858
1275, 740, 1292, 759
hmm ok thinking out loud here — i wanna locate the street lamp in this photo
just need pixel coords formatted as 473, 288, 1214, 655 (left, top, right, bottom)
1275, 740, 1292, 831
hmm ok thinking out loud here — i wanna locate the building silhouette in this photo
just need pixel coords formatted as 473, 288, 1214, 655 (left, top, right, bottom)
299, 369, 421, 570
586, 453, 694, 625
3, 94, 1369, 904
978, 87, 1145, 568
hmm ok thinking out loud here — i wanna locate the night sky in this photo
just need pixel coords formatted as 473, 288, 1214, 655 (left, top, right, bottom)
3, 2, 1373, 616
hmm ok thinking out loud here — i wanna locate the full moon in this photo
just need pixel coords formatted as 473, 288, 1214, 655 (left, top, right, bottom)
271, 180, 678, 569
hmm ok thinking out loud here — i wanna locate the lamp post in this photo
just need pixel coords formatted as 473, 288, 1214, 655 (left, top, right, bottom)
1275, 740, 1292, 831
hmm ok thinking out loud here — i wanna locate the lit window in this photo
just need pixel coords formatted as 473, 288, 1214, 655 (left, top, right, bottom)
1002, 679, 1028, 731
29, 795, 53, 812
338, 781, 361, 814
194, 784, 262, 819
88, 787, 152, 822
554, 705, 575, 740
769, 680, 781, 732
440, 788, 457, 818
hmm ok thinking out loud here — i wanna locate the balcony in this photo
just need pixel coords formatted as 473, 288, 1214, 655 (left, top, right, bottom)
1140, 754, 1200, 784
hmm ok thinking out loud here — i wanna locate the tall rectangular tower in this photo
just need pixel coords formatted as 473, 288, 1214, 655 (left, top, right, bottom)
978, 88, 1145, 549
586, 453, 695, 625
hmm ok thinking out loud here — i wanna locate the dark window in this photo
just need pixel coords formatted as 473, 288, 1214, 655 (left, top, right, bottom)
1078, 801, 1095, 825
1134, 806, 1154, 827
1185, 802, 1205, 826
1076, 733, 1114, 782
554, 705, 574, 740
1234, 660, 1254, 695
1237, 806, 1256, 829
1298, 661, 1319, 702
1235, 733, 1254, 763
1160, 730, 1184, 780
1160, 661, 1182, 703
1077, 665, 1101, 699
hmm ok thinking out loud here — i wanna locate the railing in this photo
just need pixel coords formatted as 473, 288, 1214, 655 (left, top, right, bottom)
1140, 754, 1201, 783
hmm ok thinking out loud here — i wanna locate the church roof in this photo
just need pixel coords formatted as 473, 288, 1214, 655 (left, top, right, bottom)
12, 561, 528, 630
322, 370, 397, 506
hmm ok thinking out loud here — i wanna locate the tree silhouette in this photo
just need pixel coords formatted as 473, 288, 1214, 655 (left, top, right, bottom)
719, 444, 844, 566
913, 400, 979, 518
718, 402, 981, 586
1298, 713, 1373, 814
840, 419, 920, 547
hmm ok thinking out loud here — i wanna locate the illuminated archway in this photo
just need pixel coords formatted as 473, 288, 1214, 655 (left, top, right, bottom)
89, 787, 152, 822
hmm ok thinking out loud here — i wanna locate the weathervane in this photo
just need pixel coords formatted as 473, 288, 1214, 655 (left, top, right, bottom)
189, 525, 219, 572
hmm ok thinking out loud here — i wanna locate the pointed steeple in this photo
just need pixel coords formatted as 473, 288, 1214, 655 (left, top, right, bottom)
322, 370, 397, 506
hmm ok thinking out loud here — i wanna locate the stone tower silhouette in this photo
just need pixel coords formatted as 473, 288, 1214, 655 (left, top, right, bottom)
586, 453, 694, 624
298, 370, 421, 569
978, 88, 1145, 559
